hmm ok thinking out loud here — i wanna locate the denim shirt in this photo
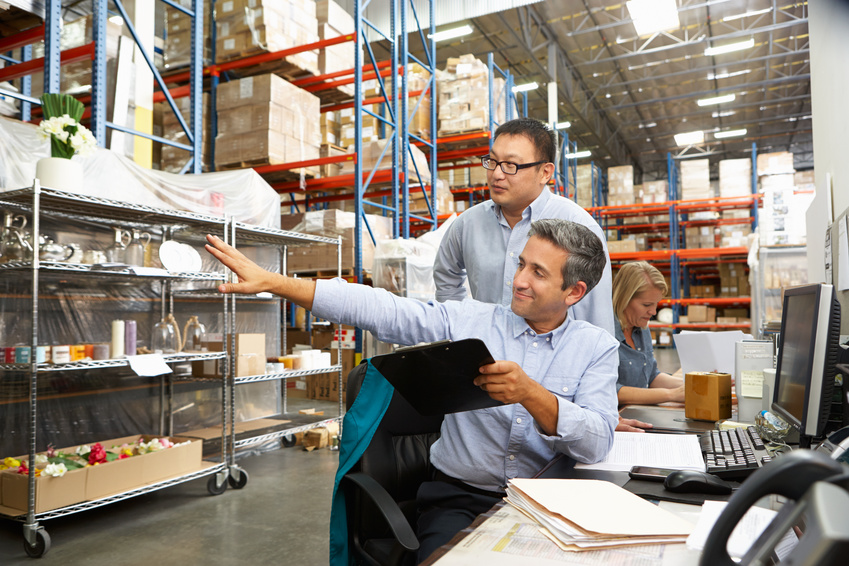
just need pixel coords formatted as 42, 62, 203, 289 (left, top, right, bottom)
614, 317, 660, 392
312, 278, 620, 492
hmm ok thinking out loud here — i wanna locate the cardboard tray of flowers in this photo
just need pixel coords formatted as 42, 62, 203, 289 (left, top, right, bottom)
0, 435, 203, 515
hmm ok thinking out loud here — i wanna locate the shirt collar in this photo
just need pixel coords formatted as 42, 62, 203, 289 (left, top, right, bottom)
488, 188, 552, 223
510, 310, 570, 349
614, 317, 626, 342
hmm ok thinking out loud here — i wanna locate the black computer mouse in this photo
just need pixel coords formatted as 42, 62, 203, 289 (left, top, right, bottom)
663, 470, 734, 495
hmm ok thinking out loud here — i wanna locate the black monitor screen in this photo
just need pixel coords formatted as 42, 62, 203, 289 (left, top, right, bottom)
774, 291, 818, 425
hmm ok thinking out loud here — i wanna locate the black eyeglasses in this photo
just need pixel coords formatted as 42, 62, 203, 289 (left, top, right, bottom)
480, 155, 547, 175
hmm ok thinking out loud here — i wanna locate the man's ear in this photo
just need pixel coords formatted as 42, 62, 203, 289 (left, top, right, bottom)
540, 162, 555, 185
564, 281, 588, 306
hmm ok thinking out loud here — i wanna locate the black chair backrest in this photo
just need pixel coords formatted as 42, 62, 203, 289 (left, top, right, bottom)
346, 362, 444, 545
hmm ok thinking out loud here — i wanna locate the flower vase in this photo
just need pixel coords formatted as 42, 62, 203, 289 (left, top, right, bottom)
35, 157, 84, 193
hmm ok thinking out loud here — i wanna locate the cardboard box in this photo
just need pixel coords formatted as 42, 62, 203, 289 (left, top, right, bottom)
688, 305, 716, 323
192, 333, 266, 378
685, 372, 732, 421
303, 427, 330, 450
1, 466, 88, 513
607, 239, 638, 254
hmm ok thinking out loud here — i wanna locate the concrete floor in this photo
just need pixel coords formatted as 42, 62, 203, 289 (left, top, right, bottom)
0, 349, 682, 565
0, 446, 339, 565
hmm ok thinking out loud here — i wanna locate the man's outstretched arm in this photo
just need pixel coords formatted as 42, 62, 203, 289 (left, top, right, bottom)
205, 234, 316, 309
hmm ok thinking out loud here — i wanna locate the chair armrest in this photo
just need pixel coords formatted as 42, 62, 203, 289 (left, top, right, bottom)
342, 472, 420, 552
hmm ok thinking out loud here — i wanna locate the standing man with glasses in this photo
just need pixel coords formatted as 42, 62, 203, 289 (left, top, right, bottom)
434, 117, 615, 335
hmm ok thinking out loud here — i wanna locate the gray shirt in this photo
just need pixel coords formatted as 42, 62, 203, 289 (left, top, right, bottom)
433, 189, 614, 335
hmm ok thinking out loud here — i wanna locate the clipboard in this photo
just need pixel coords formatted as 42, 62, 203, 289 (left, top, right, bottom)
370, 338, 504, 416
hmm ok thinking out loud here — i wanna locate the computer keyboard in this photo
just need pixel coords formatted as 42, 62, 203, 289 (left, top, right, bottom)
700, 426, 773, 481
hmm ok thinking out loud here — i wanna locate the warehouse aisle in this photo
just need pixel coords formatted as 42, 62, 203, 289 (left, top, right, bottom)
0, 447, 339, 565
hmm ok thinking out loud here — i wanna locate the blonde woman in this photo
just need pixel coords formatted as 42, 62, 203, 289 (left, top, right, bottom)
613, 262, 684, 405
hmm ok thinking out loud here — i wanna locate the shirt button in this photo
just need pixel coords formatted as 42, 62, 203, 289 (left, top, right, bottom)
516, 417, 523, 424
509, 252, 514, 257
562, 386, 569, 392
546, 337, 550, 342
508, 455, 515, 461
505, 281, 510, 286
533, 343, 538, 348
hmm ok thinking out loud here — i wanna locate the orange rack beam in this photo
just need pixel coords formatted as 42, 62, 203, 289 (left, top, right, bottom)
609, 250, 676, 262
0, 42, 94, 82
322, 89, 423, 113
287, 183, 432, 205
676, 247, 749, 259
253, 153, 355, 176
0, 24, 45, 52
273, 169, 402, 193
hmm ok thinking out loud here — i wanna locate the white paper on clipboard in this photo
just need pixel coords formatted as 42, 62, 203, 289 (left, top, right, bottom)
673, 331, 752, 376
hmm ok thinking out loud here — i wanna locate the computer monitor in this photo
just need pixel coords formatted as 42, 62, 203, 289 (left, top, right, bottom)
771, 283, 842, 448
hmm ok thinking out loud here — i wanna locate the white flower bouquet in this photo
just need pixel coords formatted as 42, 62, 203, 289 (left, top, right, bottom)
37, 93, 97, 159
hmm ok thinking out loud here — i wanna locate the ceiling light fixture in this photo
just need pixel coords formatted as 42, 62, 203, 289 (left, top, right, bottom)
427, 24, 473, 42
723, 8, 772, 22
555, 121, 571, 129
705, 38, 755, 56
712, 110, 736, 118
512, 82, 539, 93
626, 0, 680, 36
708, 69, 752, 80
697, 93, 736, 106
674, 130, 705, 146
564, 150, 592, 159
714, 128, 747, 139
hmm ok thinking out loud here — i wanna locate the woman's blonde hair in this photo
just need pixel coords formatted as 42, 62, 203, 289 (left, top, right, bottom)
612, 261, 668, 328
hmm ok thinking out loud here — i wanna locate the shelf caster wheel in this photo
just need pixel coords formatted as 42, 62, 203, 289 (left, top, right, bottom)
282, 434, 296, 448
207, 473, 227, 495
23, 528, 51, 558
228, 469, 249, 489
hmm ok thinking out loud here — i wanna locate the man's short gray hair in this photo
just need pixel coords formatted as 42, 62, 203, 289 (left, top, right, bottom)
528, 219, 606, 295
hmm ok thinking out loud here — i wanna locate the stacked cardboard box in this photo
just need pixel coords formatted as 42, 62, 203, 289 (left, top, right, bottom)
685, 226, 716, 249
575, 164, 594, 208
688, 305, 717, 323
283, 210, 393, 273
758, 171, 810, 246
437, 54, 505, 134
158, 93, 212, 172
339, 82, 381, 147
794, 169, 815, 192
319, 143, 350, 178
718, 264, 750, 297
408, 180, 454, 216
718, 158, 752, 198
606, 239, 637, 254
164, 0, 212, 69
641, 180, 668, 204
338, 139, 431, 182
607, 165, 634, 206
214, 0, 318, 76
214, 74, 320, 173
680, 159, 711, 200
689, 285, 717, 299
30, 16, 122, 96
316, 0, 356, 96
321, 111, 340, 146
756, 151, 795, 177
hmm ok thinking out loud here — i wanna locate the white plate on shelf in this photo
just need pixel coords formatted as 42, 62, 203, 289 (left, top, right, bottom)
159, 241, 202, 273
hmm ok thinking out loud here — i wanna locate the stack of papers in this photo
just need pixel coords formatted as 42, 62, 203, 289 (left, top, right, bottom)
575, 432, 706, 472
506, 478, 695, 551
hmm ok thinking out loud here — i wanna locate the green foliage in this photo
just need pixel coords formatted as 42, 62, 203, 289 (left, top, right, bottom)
40, 93, 85, 122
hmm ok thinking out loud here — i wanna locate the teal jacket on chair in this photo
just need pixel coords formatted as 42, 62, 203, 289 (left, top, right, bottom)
328, 360, 394, 566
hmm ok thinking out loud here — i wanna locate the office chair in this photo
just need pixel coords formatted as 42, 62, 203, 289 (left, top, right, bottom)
341, 362, 445, 566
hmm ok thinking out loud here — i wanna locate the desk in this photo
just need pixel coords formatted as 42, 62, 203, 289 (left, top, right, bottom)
422, 407, 726, 565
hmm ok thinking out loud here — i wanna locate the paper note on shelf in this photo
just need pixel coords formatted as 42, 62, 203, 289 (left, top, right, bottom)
575, 432, 705, 472
673, 330, 752, 376
127, 354, 173, 377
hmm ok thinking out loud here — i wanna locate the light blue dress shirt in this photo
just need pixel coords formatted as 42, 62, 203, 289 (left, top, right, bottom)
614, 318, 661, 392
433, 189, 614, 336
312, 278, 620, 492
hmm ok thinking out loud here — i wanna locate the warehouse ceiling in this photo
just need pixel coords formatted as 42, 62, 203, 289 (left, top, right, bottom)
403, 0, 811, 181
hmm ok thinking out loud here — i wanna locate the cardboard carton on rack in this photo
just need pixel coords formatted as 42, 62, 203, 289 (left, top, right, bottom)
1, 465, 88, 514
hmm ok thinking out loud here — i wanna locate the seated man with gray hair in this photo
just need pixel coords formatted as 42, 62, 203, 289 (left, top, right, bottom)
204, 218, 619, 561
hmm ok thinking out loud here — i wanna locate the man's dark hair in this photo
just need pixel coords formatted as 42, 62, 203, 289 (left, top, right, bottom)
528, 219, 606, 298
492, 118, 556, 164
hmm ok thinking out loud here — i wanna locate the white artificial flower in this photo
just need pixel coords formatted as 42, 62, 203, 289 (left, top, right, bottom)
43, 462, 67, 477
57, 114, 78, 128
75, 444, 90, 455
34, 454, 48, 466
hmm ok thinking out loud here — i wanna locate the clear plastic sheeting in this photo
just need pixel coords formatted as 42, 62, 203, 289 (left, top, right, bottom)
0, 116, 281, 229
373, 214, 457, 301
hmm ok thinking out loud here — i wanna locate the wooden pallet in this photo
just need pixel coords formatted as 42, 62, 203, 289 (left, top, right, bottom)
216, 159, 318, 182
217, 52, 319, 82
